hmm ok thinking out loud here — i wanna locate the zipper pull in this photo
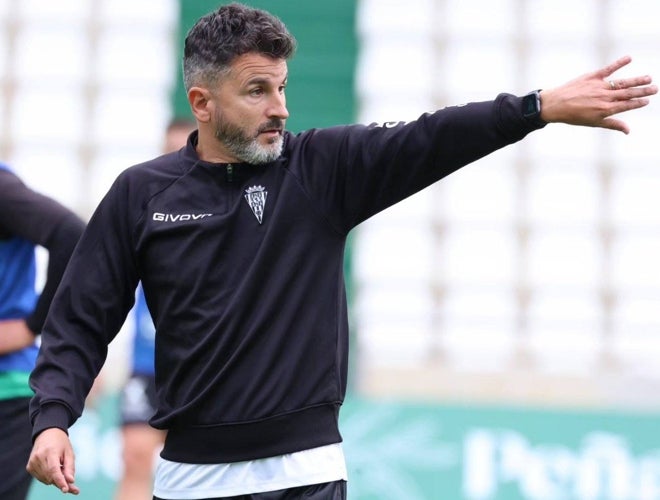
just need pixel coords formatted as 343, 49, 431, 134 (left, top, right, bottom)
226, 164, 234, 182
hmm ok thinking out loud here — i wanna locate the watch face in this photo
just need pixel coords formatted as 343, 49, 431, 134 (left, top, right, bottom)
523, 91, 540, 118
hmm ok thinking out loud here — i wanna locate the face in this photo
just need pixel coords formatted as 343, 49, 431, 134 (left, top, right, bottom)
209, 53, 289, 164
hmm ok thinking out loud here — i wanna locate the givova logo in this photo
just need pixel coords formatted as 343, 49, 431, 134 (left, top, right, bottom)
152, 212, 213, 222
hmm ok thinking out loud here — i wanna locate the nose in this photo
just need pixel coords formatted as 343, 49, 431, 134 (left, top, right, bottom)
268, 92, 289, 120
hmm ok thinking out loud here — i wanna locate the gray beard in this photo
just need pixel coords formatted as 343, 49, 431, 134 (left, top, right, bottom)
214, 117, 283, 165
224, 134, 283, 164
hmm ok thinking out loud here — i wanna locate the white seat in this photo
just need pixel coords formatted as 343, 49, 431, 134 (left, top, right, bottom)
611, 234, 660, 289
612, 294, 660, 333
98, 0, 177, 26
10, 87, 85, 143
444, 0, 516, 37
14, 27, 89, 82
17, 0, 91, 22
441, 288, 517, 371
359, 318, 434, 366
611, 295, 660, 377
91, 89, 170, 146
356, 283, 434, 322
357, 40, 435, 97
610, 171, 660, 228
94, 29, 176, 86
608, 4, 660, 38
0, 0, 11, 21
354, 220, 435, 282
11, 145, 85, 211
526, 291, 602, 373
526, 164, 599, 227
528, 292, 601, 330
444, 43, 516, 97
610, 115, 658, 163
526, 229, 601, 288
439, 156, 516, 224
527, 44, 598, 82
526, 0, 599, 38
88, 146, 159, 205
0, 34, 7, 74
357, 0, 434, 36
440, 226, 516, 286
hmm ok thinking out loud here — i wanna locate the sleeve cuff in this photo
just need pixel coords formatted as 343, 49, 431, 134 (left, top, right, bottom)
31, 402, 72, 442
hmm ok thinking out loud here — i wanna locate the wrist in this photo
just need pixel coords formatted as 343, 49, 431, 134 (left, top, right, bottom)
522, 89, 547, 127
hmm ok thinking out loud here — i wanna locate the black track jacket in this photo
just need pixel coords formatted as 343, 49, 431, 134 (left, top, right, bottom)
29, 94, 545, 463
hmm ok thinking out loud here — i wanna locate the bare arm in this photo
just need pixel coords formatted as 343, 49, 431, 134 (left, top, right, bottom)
0, 319, 34, 354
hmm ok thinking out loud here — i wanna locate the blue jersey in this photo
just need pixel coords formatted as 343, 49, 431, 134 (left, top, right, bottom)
0, 163, 84, 399
0, 163, 39, 378
131, 284, 155, 376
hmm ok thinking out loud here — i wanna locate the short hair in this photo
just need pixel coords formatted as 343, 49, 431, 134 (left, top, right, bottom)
183, 3, 297, 92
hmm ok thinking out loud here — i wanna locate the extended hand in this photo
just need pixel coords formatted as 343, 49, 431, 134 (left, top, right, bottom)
539, 55, 657, 134
26, 428, 80, 495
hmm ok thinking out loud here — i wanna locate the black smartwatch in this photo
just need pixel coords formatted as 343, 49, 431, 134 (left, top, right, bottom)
522, 89, 546, 126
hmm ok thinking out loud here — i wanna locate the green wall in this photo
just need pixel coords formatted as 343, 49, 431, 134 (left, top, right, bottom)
30, 395, 660, 500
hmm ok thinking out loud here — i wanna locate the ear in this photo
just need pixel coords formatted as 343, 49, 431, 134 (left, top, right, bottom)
188, 87, 213, 123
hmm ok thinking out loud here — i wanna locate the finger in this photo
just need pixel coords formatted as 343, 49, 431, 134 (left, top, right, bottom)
61, 449, 77, 488
66, 481, 81, 495
614, 88, 657, 104
612, 97, 651, 112
47, 461, 70, 493
609, 76, 654, 91
602, 97, 652, 134
600, 117, 629, 135
594, 55, 632, 80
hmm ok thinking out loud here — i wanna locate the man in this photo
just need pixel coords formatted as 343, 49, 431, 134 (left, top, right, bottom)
115, 118, 196, 500
0, 163, 85, 499
26, 3, 656, 499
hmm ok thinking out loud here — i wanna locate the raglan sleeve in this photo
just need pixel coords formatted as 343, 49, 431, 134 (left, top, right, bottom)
293, 93, 546, 232
28, 171, 141, 439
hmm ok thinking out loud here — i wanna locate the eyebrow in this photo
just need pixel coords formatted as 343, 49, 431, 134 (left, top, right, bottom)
246, 75, 288, 86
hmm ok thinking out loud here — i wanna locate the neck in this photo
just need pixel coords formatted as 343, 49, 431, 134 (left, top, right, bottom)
195, 128, 238, 164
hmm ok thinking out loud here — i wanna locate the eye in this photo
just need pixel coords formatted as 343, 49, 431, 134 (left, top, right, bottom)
278, 85, 286, 94
249, 87, 264, 97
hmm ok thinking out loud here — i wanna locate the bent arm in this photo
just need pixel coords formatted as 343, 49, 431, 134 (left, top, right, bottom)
29, 172, 140, 439
0, 169, 85, 349
0, 319, 34, 354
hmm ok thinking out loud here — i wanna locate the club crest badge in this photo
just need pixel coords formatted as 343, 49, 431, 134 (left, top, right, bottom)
244, 185, 268, 224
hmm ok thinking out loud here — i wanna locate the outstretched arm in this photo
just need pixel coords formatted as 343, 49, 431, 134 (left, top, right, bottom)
540, 55, 657, 134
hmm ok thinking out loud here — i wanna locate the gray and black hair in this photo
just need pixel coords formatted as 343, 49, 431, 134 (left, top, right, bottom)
183, 3, 297, 91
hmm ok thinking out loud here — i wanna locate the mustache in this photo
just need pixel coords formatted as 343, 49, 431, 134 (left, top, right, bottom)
257, 119, 285, 134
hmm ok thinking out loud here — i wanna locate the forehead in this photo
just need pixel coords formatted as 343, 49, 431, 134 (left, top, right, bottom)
226, 52, 288, 87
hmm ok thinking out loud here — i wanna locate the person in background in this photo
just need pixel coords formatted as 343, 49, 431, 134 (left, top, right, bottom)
26, 3, 656, 499
115, 118, 196, 500
0, 163, 85, 500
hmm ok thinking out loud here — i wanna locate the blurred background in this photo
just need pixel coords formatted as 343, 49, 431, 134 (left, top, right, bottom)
2, 0, 658, 498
